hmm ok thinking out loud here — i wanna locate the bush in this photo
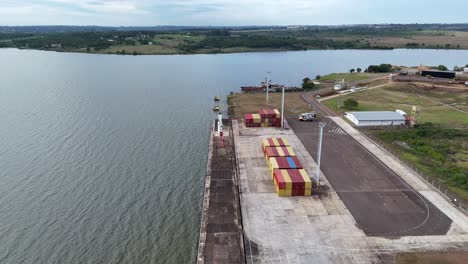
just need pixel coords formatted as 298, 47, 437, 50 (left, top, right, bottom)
343, 98, 359, 109
367, 64, 393, 73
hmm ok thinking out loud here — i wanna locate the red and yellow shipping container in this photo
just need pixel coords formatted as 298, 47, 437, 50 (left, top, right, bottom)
262, 138, 290, 152
267, 156, 303, 177
264, 146, 296, 160
244, 113, 262, 127
273, 169, 312, 196
244, 108, 281, 128
259, 108, 280, 119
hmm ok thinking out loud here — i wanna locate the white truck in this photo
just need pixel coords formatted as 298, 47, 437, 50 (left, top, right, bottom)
299, 112, 317, 122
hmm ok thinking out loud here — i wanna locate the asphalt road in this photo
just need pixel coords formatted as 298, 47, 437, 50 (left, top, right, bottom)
287, 117, 451, 236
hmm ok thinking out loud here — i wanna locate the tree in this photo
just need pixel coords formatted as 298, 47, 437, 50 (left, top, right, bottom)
350, 68, 355, 73
437, 65, 448, 71
367, 64, 393, 73
302, 77, 315, 90
357, 68, 362, 73
343, 98, 359, 109
315, 75, 321, 80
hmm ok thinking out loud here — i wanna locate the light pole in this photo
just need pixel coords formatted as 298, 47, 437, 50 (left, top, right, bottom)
316, 122, 326, 188
281, 85, 285, 128
266, 72, 270, 104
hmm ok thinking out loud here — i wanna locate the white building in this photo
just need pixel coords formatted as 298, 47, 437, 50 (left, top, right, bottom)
345, 111, 406, 127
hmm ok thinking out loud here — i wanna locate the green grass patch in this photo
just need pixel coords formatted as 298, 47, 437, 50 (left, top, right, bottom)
322, 84, 468, 128
374, 127, 468, 201
319, 73, 384, 82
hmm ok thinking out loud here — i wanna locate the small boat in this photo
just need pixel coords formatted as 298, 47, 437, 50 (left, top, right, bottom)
213, 105, 220, 111
214, 96, 221, 101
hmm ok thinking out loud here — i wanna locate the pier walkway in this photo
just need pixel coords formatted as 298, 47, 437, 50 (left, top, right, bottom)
197, 120, 245, 264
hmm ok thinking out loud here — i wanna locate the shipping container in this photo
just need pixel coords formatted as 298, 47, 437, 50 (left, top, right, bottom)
273, 169, 312, 196
259, 108, 281, 119
244, 113, 263, 127
268, 156, 303, 177
264, 146, 296, 160
262, 138, 290, 152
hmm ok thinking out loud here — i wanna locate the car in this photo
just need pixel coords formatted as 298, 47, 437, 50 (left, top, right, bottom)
299, 112, 317, 122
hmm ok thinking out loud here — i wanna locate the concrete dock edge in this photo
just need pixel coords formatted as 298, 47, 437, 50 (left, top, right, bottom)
196, 119, 246, 264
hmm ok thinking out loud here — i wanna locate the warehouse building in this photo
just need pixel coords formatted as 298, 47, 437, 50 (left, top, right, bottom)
345, 111, 406, 127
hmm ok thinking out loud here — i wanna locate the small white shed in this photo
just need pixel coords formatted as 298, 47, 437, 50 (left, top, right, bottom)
345, 111, 406, 127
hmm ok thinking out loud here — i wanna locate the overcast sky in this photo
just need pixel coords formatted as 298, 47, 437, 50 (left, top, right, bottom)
1, 0, 468, 26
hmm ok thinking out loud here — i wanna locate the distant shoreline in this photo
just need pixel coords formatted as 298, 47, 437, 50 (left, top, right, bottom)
3, 46, 468, 56
3, 26, 468, 56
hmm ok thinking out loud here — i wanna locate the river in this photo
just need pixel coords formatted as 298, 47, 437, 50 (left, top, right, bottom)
0, 48, 467, 263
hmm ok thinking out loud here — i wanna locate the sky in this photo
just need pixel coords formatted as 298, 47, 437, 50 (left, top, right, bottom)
0, 0, 468, 26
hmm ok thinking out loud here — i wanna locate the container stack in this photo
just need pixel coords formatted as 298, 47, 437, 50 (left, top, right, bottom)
244, 108, 281, 128
244, 114, 262, 127
273, 169, 312, 197
261, 137, 290, 152
264, 146, 296, 161
267, 156, 303, 177
262, 137, 312, 197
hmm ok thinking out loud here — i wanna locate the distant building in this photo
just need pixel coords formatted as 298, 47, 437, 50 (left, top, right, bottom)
421, 70, 456, 79
345, 111, 406, 127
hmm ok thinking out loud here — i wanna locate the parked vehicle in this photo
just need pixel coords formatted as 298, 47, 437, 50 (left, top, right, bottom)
299, 112, 317, 121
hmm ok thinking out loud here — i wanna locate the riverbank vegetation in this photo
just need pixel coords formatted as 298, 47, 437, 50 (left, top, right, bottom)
3, 24, 468, 55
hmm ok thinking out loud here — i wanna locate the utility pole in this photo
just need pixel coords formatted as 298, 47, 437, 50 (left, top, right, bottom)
266, 72, 270, 104
338, 95, 342, 109
316, 122, 326, 188
281, 85, 285, 128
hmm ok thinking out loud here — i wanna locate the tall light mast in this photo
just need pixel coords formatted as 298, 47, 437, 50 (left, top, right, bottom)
316, 122, 326, 188
281, 85, 285, 128
266, 72, 270, 104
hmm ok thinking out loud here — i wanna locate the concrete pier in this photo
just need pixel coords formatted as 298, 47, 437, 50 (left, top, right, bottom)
197, 119, 245, 264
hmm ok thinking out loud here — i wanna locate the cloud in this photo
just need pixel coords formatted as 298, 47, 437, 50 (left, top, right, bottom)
0, 0, 467, 26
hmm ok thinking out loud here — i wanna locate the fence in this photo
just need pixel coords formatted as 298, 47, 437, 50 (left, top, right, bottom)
357, 127, 468, 215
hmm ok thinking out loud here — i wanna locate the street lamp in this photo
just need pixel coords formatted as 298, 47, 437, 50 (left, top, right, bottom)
316, 122, 326, 188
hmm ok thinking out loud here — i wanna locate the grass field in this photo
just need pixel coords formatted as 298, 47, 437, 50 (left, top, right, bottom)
375, 128, 468, 201
322, 83, 468, 128
228, 92, 312, 118
396, 251, 468, 264
319, 73, 385, 82
98, 44, 178, 55
325, 30, 468, 49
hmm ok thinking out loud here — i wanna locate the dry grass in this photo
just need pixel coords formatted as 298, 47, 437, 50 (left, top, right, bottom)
396, 251, 468, 264
97, 44, 178, 55
327, 31, 468, 49
229, 92, 312, 118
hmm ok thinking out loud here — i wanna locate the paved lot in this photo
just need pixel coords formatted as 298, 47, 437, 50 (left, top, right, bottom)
287, 117, 452, 236
233, 121, 379, 263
